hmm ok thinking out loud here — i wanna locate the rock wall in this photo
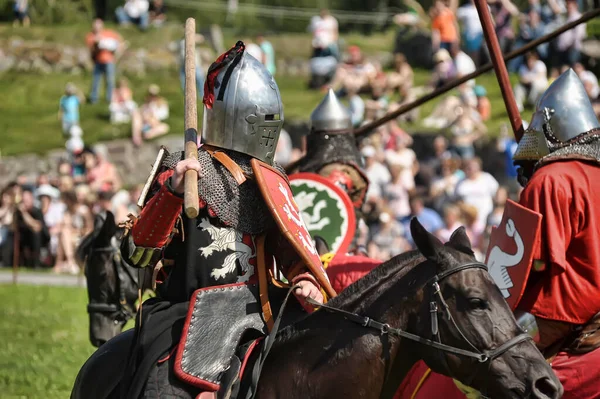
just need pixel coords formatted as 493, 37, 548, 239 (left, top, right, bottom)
0, 121, 311, 189
0, 37, 394, 77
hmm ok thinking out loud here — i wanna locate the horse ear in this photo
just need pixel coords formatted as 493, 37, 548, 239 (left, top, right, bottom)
448, 226, 473, 252
314, 236, 330, 257
410, 217, 444, 262
98, 210, 117, 237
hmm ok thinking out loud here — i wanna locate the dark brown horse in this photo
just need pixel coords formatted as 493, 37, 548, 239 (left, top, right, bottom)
77, 211, 145, 347
72, 219, 561, 398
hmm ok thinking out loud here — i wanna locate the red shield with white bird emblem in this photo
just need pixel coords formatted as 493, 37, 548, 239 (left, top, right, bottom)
485, 199, 542, 310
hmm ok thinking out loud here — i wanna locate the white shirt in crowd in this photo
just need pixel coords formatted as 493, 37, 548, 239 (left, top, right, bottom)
365, 161, 391, 200
385, 148, 416, 191
518, 60, 548, 87
579, 70, 600, 99
557, 11, 586, 51
454, 172, 499, 225
246, 43, 263, 63
308, 15, 338, 48
454, 51, 476, 86
124, 0, 149, 18
456, 4, 484, 39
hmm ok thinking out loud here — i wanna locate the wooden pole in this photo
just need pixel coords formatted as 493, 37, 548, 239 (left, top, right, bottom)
184, 18, 200, 219
473, 0, 523, 142
352, 8, 600, 140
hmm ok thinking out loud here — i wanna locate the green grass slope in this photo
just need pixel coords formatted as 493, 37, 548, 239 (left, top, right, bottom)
0, 284, 95, 398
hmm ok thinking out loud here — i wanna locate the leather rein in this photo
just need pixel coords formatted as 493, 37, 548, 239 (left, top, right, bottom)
306, 262, 532, 364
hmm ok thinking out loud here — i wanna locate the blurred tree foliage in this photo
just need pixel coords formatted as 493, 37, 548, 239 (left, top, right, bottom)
0, 0, 597, 36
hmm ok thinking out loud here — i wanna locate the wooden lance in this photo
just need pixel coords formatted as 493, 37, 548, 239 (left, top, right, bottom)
473, 0, 524, 142
184, 18, 200, 219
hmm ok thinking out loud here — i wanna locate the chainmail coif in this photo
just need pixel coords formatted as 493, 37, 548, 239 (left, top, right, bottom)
295, 131, 365, 173
535, 130, 600, 171
162, 148, 287, 235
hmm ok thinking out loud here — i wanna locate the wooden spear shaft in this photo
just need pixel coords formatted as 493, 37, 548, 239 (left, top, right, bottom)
184, 18, 200, 219
473, 0, 523, 142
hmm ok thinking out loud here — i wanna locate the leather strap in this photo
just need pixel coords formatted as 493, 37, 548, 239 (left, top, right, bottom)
256, 235, 274, 332
268, 269, 290, 289
203, 146, 247, 185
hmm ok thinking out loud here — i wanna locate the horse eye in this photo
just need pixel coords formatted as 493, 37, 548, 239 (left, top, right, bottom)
468, 298, 488, 310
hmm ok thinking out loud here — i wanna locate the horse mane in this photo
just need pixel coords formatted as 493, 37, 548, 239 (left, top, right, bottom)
273, 250, 426, 345
324, 249, 424, 310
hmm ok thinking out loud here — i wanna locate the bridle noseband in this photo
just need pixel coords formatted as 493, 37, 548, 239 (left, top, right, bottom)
307, 262, 532, 365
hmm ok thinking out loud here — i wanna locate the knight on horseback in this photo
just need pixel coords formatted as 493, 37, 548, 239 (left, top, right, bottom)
115, 41, 335, 399
504, 68, 600, 398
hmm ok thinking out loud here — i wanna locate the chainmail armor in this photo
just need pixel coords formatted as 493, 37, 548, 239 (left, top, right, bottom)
162, 148, 287, 235
535, 129, 600, 171
296, 131, 365, 173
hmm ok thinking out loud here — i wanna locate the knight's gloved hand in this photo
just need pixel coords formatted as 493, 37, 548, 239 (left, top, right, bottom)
294, 280, 324, 304
172, 159, 202, 194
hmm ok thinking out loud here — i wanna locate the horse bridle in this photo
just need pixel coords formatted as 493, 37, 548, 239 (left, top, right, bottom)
306, 262, 533, 365
86, 244, 136, 323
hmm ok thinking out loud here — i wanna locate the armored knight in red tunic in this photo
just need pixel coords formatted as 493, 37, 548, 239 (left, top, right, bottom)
509, 69, 600, 398
119, 41, 335, 399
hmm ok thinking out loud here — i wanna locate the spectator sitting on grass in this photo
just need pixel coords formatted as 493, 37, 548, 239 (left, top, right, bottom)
386, 53, 414, 100
450, 45, 476, 87
449, 101, 487, 159
59, 83, 84, 137
328, 46, 377, 96
110, 78, 137, 124
149, 0, 166, 27
86, 144, 122, 193
116, 0, 150, 31
132, 84, 170, 146
429, 49, 457, 90
514, 51, 548, 112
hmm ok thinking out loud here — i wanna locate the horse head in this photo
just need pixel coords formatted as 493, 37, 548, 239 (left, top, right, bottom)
407, 218, 562, 398
83, 210, 138, 347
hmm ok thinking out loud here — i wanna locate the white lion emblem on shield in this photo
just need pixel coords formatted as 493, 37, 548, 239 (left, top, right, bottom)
487, 219, 525, 298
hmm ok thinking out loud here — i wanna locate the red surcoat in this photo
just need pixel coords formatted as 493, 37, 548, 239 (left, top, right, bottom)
516, 160, 600, 325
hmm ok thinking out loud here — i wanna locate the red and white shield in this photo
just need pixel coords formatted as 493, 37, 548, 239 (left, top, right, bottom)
251, 159, 337, 299
484, 199, 542, 310
289, 172, 356, 257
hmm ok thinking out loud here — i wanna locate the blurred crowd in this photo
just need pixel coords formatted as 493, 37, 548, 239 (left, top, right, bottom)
0, 144, 139, 273
3, 0, 599, 270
